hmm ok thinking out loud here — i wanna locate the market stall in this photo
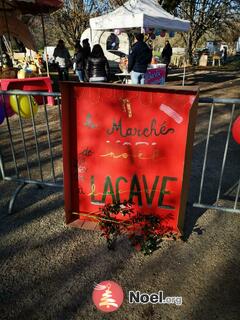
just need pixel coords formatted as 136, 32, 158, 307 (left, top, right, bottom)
89, 0, 190, 84
0, 0, 63, 100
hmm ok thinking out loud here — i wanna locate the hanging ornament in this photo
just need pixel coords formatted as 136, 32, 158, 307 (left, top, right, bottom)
114, 29, 121, 36
155, 28, 161, 36
169, 31, 175, 38
148, 28, 155, 34
160, 30, 166, 37
232, 116, 240, 144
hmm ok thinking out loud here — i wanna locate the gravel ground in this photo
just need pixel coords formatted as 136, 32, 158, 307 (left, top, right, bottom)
0, 70, 240, 320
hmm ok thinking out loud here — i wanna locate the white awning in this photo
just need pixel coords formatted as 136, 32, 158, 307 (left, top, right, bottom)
90, 0, 190, 33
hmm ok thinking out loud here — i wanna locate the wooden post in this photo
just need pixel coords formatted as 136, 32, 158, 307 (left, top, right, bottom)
41, 13, 50, 77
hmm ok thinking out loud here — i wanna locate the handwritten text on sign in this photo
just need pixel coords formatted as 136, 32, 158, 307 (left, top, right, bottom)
62, 84, 198, 233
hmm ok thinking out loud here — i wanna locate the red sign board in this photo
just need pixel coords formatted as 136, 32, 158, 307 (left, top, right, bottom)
61, 83, 198, 235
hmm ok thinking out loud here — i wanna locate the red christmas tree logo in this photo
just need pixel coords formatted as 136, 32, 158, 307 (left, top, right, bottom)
92, 280, 124, 312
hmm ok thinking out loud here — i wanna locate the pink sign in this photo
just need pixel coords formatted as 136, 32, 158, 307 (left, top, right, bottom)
145, 66, 166, 85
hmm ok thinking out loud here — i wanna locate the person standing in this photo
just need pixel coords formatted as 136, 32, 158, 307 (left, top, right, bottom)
82, 38, 91, 80
85, 44, 110, 82
53, 39, 71, 81
128, 33, 152, 84
221, 46, 227, 64
161, 40, 172, 80
82, 39, 91, 64
73, 44, 84, 82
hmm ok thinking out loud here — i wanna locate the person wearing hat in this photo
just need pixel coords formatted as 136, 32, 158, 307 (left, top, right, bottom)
128, 33, 152, 85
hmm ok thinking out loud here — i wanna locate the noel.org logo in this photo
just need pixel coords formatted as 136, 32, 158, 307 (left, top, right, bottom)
92, 281, 124, 313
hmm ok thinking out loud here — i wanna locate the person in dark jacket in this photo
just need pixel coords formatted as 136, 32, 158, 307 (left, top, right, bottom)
73, 44, 84, 82
128, 33, 152, 84
82, 38, 91, 59
161, 40, 172, 80
85, 44, 110, 82
53, 39, 71, 81
82, 38, 91, 80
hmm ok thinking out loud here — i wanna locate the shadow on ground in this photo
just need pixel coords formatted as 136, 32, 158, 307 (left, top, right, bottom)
0, 70, 240, 320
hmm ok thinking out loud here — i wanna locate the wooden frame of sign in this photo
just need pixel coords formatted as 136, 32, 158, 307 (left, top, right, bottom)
60, 82, 199, 235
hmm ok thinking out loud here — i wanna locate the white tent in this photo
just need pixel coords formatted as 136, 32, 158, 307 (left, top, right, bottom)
90, 0, 190, 32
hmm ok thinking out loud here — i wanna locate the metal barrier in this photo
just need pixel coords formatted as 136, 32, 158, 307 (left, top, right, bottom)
193, 97, 240, 213
0, 90, 63, 214
1, 91, 240, 215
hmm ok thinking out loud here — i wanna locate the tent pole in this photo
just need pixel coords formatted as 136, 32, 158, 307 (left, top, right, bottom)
182, 50, 187, 86
2, 0, 13, 60
41, 13, 49, 77
0, 37, 3, 66
90, 27, 93, 48
182, 64, 186, 86
0, 37, 2, 54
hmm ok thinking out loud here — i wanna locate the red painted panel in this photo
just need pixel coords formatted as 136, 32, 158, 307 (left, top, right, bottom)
61, 83, 198, 235
0, 77, 54, 105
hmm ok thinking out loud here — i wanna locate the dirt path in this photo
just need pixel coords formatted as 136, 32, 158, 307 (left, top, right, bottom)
167, 69, 240, 99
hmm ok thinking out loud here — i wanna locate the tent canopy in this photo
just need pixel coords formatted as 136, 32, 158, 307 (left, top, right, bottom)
90, 0, 190, 32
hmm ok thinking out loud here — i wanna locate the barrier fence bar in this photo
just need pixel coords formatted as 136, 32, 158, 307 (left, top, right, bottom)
0, 90, 63, 214
234, 177, 240, 210
215, 103, 235, 202
194, 97, 240, 213
29, 95, 43, 181
16, 94, 31, 180
197, 102, 214, 205
3, 94, 19, 178
43, 101, 56, 182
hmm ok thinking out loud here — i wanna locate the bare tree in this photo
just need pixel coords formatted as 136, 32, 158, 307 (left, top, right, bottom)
158, 0, 182, 12
28, 15, 61, 49
51, 0, 100, 47
215, 19, 240, 50
176, 0, 240, 62
96, 0, 182, 12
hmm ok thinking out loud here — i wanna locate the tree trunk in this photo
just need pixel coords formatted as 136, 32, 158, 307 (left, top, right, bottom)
187, 34, 193, 65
